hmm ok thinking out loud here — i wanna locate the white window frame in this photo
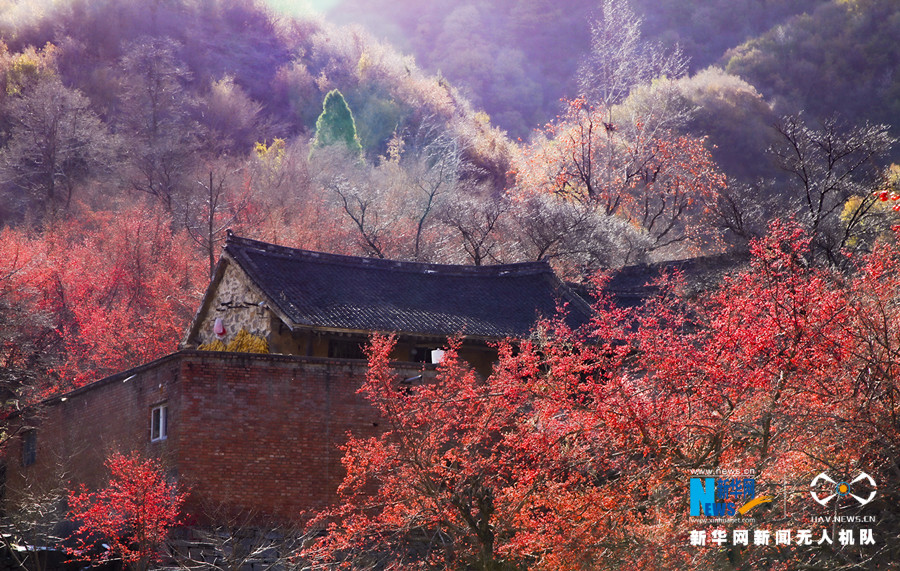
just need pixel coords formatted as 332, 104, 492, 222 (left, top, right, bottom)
151, 404, 168, 442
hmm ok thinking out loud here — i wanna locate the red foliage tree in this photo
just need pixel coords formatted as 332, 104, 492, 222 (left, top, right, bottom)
306, 221, 899, 569
0, 202, 204, 394
67, 452, 185, 571
0, 228, 63, 416
516, 97, 725, 258
639, 220, 854, 468
304, 298, 691, 569
838, 237, 900, 562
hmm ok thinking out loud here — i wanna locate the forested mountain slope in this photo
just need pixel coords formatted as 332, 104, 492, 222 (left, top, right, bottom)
725, 0, 900, 138
0, 0, 513, 173
327, 0, 829, 138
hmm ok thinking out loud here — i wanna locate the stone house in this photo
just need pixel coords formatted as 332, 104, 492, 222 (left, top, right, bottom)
185, 232, 593, 373
3, 234, 593, 523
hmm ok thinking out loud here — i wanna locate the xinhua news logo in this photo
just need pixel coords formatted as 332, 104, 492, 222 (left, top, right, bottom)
690, 475, 772, 517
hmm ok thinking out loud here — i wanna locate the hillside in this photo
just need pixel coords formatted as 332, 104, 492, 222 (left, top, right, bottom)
0, 0, 513, 173
725, 0, 900, 139
326, 0, 828, 139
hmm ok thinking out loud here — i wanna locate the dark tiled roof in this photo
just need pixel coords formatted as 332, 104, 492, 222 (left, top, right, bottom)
605, 252, 750, 308
224, 234, 592, 338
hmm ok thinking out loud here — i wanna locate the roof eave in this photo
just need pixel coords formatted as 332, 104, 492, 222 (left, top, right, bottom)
276, 323, 523, 345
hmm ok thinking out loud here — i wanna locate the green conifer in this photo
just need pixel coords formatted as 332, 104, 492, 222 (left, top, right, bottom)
312, 89, 363, 156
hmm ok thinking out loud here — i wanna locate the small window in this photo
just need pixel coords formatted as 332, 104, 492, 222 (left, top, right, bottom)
22, 430, 36, 467
151, 404, 168, 442
328, 339, 366, 360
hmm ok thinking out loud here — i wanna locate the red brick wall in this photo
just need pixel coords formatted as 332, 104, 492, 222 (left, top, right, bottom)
4, 355, 183, 507
4, 351, 431, 524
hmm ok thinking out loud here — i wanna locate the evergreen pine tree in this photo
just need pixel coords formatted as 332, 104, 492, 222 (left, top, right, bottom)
312, 89, 363, 156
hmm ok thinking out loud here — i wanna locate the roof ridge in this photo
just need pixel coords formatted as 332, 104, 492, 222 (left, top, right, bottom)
225, 232, 552, 277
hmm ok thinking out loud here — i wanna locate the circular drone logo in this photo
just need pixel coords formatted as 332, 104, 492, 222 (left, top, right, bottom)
810, 472, 877, 507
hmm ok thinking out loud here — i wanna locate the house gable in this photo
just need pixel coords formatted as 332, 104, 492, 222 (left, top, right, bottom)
183, 256, 280, 350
